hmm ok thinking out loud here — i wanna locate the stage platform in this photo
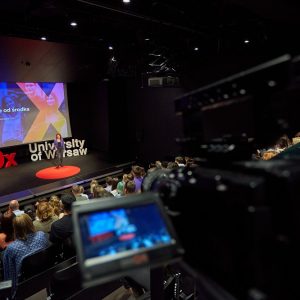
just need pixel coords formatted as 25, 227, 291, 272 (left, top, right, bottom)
0, 151, 134, 207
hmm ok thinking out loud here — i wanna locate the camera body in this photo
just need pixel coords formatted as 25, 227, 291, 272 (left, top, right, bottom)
142, 54, 300, 299
142, 158, 300, 300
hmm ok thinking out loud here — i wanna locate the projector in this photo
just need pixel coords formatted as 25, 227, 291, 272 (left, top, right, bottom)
148, 76, 179, 87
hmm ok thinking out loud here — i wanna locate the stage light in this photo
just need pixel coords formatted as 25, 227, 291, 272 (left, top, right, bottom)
194, 47, 199, 51
41, 36, 47, 41
123, 0, 130, 3
70, 21, 78, 27
145, 38, 150, 41
244, 39, 250, 44
108, 46, 113, 50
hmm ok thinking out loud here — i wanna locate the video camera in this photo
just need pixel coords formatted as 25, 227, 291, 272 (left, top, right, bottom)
72, 54, 300, 300
141, 54, 300, 299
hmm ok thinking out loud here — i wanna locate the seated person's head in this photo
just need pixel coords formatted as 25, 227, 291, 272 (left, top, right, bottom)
93, 185, 113, 198
275, 134, 291, 149
13, 214, 35, 240
71, 185, 81, 195
36, 202, 53, 222
105, 176, 113, 186
167, 162, 179, 170
125, 180, 136, 194
61, 194, 76, 212
175, 156, 185, 165
111, 177, 119, 191
9, 200, 19, 211
132, 166, 142, 178
127, 173, 134, 181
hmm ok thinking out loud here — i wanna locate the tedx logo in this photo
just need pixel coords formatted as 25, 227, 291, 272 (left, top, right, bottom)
0, 151, 17, 168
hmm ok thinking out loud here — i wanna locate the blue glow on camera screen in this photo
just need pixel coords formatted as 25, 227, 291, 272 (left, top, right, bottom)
79, 203, 173, 259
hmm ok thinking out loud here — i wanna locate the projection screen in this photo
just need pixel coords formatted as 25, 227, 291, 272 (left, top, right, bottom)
0, 82, 72, 148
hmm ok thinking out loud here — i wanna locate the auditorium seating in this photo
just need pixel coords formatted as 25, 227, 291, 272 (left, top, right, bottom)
20, 244, 59, 281
0, 256, 76, 299
49, 262, 81, 299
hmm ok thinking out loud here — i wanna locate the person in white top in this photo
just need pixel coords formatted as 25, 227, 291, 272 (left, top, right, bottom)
8, 200, 24, 217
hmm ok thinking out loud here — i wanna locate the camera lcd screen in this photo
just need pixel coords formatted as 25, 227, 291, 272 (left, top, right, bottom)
78, 202, 175, 266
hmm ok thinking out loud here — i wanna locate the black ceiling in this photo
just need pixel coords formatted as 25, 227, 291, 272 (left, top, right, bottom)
1, 0, 300, 82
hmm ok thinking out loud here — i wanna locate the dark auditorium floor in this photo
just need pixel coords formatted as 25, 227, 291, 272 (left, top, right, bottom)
0, 151, 132, 205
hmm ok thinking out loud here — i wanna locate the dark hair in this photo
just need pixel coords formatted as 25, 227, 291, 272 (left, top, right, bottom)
132, 166, 142, 178
161, 161, 169, 168
175, 156, 185, 164
276, 135, 291, 149
105, 176, 113, 185
24, 204, 36, 221
0, 211, 15, 243
111, 177, 119, 190
61, 194, 75, 212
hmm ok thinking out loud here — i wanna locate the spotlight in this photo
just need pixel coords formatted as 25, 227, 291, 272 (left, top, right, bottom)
123, 0, 130, 3
70, 21, 78, 27
244, 39, 250, 44
41, 36, 47, 41
194, 47, 199, 51
108, 46, 114, 50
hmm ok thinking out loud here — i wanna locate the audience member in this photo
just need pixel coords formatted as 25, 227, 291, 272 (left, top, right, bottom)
89, 179, 99, 198
49, 194, 76, 256
110, 177, 120, 197
132, 166, 143, 193
274, 134, 292, 152
93, 185, 114, 198
49, 195, 64, 219
33, 202, 58, 233
161, 161, 169, 169
3, 214, 49, 296
8, 200, 24, 217
23, 204, 36, 221
167, 162, 179, 170
0, 211, 15, 250
124, 180, 136, 195
79, 185, 89, 199
117, 174, 128, 196
175, 156, 185, 167
35, 197, 48, 209
104, 176, 113, 192
292, 132, 300, 144
72, 184, 88, 201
